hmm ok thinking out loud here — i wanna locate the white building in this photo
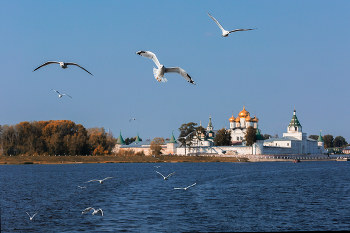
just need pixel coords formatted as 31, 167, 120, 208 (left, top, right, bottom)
262, 108, 326, 155
228, 106, 259, 144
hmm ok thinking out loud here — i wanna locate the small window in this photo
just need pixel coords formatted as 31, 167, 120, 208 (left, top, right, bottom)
287, 143, 289, 146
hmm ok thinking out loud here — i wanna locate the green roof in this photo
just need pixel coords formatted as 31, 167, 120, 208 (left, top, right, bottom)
288, 110, 302, 128
208, 116, 212, 128
256, 128, 263, 140
168, 132, 177, 143
117, 131, 125, 144
317, 131, 324, 142
135, 133, 141, 142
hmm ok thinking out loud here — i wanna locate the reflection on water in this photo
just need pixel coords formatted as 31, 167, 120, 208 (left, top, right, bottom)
1, 162, 350, 232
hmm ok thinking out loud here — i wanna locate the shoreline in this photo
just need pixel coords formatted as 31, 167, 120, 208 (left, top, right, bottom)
0, 155, 247, 165
0, 154, 345, 165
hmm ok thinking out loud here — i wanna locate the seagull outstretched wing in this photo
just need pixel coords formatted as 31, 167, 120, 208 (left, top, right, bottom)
164, 67, 195, 85
33, 61, 60, 72
82, 207, 93, 214
136, 51, 161, 68
65, 62, 93, 75
207, 12, 225, 33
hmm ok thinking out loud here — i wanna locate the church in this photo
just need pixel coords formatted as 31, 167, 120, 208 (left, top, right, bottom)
113, 107, 326, 156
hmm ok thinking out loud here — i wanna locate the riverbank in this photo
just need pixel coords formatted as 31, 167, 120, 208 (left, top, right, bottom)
0, 155, 248, 165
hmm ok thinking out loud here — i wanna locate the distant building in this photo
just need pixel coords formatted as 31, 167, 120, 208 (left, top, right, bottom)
113, 108, 326, 156
228, 105, 259, 144
342, 146, 350, 154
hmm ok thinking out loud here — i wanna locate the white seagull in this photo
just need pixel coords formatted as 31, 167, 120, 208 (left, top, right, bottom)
129, 118, 139, 122
207, 12, 256, 37
174, 183, 196, 190
156, 171, 177, 180
33, 61, 93, 75
154, 165, 161, 168
78, 186, 86, 189
136, 51, 195, 85
52, 89, 72, 98
86, 177, 114, 184
26, 212, 38, 220
81, 207, 103, 216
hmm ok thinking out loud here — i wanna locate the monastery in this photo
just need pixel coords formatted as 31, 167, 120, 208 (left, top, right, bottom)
113, 106, 326, 156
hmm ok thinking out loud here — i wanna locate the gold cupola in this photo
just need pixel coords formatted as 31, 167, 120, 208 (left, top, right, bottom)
245, 114, 252, 122
229, 113, 236, 122
238, 106, 249, 118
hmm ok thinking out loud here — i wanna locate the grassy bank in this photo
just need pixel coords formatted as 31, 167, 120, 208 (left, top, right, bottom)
0, 155, 247, 165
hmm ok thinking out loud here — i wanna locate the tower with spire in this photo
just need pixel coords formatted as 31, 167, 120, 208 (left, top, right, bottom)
317, 130, 324, 148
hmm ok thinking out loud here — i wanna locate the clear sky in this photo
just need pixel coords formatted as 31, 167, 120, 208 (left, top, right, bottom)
1, 0, 349, 142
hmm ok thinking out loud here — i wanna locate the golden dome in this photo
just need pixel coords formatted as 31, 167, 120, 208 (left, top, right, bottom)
235, 117, 240, 122
238, 106, 249, 118
245, 115, 252, 122
252, 116, 259, 122
229, 114, 235, 122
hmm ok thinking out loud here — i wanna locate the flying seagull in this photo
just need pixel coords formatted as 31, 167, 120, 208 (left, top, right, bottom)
174, 183, 196, 190
129, 118, 139, 122
86, 177, 114, 184
33, 61, 93, 75
207, 12, 256, 37
52, 89, 72, 98
81, 207, 103, 216
154, 165, 161, 168
136, 51, 195, 85
26, 212, 38, 220
78, 186, 86, 189
156, 171, 177, 180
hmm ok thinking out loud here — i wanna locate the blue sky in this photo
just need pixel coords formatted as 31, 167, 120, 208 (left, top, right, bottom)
1, 0, 349, 142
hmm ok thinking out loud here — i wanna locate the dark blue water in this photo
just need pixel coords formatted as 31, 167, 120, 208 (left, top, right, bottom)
1, 161, 350, 232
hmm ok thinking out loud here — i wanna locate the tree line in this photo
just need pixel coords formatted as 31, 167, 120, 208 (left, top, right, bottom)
0, 120, 116, 156
308, 134, 348, 148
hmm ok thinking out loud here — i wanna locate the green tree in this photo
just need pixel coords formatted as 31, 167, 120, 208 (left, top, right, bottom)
334, 136, 348, 148
323, 134, 334, 148
178, 122, 197, 147
150, 137, 164, 156
308, 135, 319, 140
244, 126, 257, 146
262, 134, 272, 140
214, 127, 231, 146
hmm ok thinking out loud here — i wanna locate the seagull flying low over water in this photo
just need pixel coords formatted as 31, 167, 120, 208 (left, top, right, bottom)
52, 89, 72, 98
33, 61, 93, 75
26, 212, 38, 220
86, 177, 114, 184
78, 186, 86, 189
156, 171, 177, 180
136, 51, 195, 85
81, 207, 103, 216
174, 183, 196, 190
207, 12, 256, 37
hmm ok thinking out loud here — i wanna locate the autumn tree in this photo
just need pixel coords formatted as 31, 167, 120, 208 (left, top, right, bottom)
150, 137, 165, 156
244, 126, 257, 146
214, 128, 231, 146
323, 134, 334, 148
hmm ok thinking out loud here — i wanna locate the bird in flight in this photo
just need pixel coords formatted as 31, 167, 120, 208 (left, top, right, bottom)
207, 12, 256, 37
26, 212, 38, 220
81, 207, 103, 216
86, 177, 114, 184
52, 89, 72, 98
156, 171, 177, 180
174, 183, 196, 190
33, 61, 93, 75
129, 118, 139, 122
136, 51, 195, 85
78, 186, 86, 189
